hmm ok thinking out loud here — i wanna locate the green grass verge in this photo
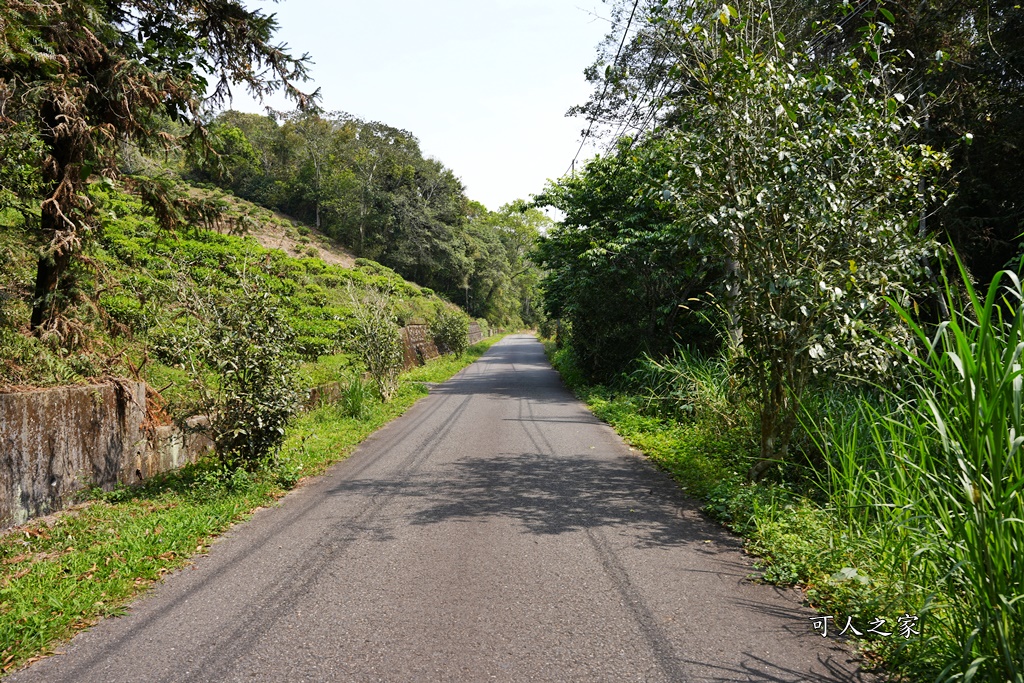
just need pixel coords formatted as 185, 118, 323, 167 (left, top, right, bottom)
0, 335, 506, 676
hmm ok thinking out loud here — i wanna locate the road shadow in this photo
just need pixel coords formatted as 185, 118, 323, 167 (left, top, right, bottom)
329, 450, 741, 555
677, 649, 877, 683
430, 337, 580, 406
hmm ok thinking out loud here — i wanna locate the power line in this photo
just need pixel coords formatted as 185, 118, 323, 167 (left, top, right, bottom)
565, 0, 642, 177
572, 0, 871, 166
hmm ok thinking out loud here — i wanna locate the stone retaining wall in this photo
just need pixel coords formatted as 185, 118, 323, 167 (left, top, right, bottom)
468, 322, 484, 345
0, 382, 212, 530
401, 324, 440, 370
1, 323, 494, 530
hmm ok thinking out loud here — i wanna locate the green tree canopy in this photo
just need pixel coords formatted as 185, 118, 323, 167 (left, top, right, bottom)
574, 0, 1024, 284
191, 109, 544, 328
0, 0, 314, 329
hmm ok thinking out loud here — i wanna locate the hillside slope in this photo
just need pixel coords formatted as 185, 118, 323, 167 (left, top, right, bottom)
0, 179, 456, 414
184, 184, 356, 268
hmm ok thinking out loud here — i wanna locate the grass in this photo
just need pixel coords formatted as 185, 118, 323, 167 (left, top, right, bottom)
296, 352, 356, 389
803, 256, 1024, 682
0, 334, 505, 677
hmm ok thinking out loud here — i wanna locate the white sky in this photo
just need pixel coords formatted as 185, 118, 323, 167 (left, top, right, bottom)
222, 0, 610, 212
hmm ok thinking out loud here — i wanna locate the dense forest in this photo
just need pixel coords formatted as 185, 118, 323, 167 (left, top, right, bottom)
190, 109, 548, 327
537, 1, 1023, 681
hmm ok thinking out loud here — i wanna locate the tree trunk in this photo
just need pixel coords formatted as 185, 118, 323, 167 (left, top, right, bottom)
30, 101, 80, 333
725, 255, 743, 349
30, 249, 72, 330
30, 97, 87, 331
749, 352, 801, 481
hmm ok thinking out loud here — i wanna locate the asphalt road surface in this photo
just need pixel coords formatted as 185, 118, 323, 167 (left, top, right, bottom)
12, 335, 871, 682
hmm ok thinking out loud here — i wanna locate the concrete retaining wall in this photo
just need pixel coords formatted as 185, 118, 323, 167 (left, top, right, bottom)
0, 382, 212, 530
401, 324, 440, 370
1, 322, 493, 530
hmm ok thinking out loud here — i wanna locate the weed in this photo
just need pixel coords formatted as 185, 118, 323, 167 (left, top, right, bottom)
341, 374, 372, 419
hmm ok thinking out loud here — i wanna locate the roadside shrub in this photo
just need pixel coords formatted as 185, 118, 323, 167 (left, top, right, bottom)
177, 283, 301, 468
294, 335, 334, 360
341, 374, 371, 419
348, 285, 403, 402
807, 255, 1024, 682
430, 306, 469, 357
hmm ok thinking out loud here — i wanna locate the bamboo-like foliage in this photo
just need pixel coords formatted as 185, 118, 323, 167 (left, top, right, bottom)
897, 256, 1024, 682
812, 253, 1024, 682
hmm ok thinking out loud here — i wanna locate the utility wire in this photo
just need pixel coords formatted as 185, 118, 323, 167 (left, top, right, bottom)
573, 0, 871, 162
566, 0, 642, 177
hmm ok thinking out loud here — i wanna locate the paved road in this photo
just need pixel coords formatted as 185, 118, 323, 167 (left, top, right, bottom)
12, 335, 870, 682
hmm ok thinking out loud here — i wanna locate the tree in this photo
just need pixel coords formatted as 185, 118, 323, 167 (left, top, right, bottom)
652, 5, 948, 477
185, 108, 542, 326
577, 0, 1024, 286
536, 135, 717, 380
0, 0, 314, 330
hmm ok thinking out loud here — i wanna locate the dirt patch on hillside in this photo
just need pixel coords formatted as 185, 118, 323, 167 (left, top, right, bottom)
186, 186, 356, 268
249, 214, 356, 268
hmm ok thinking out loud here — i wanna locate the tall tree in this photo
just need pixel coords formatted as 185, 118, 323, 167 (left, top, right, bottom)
576, 0, 1024, 283
537, 135, 716, 379
0, 0, 314, 330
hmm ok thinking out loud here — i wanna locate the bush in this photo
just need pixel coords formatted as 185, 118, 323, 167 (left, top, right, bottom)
294, 335, 334, 360
100, 293, 151, 331
538, 318, 558, 340
807, 255, 1024, 682
181, 284, 301, 468
348, 286, 403, 402
430, 306, 469, 357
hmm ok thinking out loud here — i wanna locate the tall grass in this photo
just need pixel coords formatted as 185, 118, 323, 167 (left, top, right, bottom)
624, 346, 737, 425
810, 255, 1024, 682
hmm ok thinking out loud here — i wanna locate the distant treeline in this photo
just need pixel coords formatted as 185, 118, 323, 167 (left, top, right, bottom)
191, 110, 548, 328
